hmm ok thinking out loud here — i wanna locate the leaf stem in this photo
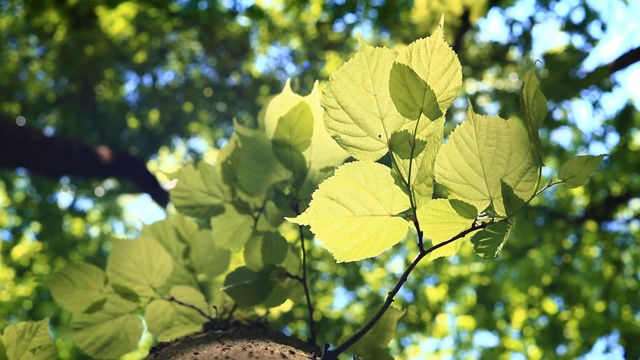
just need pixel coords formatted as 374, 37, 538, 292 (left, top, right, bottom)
292, 200, 317, 345
166, 295, 216, 322
322, 221, 491, 359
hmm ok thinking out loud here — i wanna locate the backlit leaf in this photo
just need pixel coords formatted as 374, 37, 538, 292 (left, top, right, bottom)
322, 39, 404, 161
47, 262, 107, 314
106, 236, 173, 299
67, 295, 142, 359
211, 203, 254, 249
388, 130, 427, 160
222, 266, 276, 307
169, 162, 228, 219
501, 180, 526, 217
1, 318, 55, 360
389, 62, 442, 121
244, 231, 289, 271
288, 161, 410, 262
520, 69, 547, 162
190, 229, 231, 278
558, 154, 606, 188
435, 108, 538, 216
471, 221, 512, 258
353, 307, 404, 360
145, 286, 209, 342
395, 21, 462, 114
416, 199, 477, 260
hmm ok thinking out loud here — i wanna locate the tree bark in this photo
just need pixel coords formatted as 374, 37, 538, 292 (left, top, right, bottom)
0, 114, 169, 207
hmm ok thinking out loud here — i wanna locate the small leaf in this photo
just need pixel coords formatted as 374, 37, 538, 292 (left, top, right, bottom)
389, 62, 442, 121
272, 101, 313, 152
558, 154, 606, 188
388, 130, 427, 160
82, 298, 108, 314
435, 108, 538, 216
322, 39, 404, 161
106, 236, 173, 299
417, 199, 477, 260
520, 69, 547, 162
244, 232, 289, 271
500, 180, 526, 217
47, 262, 107, 314
169, 162, 228, 219
1, 318, 56, 360
222, 266, 275, 307
190, 229, 231, 278
145, 286, 209, 342
67, 295, 142, 359
110, 284, 140, 304
288, 162, 410, 262
471, 221, 512, 258
211, 203, 254, 249
352, 307, 404, 359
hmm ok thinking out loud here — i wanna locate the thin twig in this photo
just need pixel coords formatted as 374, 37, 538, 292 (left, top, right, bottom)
166, 295, 215, 322
298, 223, 317, 345
322, 221, 492, 359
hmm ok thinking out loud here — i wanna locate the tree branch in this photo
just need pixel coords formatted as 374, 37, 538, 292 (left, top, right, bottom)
609, 46, 640, 74
0, 114, 169, 207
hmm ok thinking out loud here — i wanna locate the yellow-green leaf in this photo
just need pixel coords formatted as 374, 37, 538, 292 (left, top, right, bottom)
389, 62, 442, 121
520, 69, 547, 162
322, 39, 404, 161
190, 229, 231, 278
417, 199, 477, 260
288, 161, 410, 262
1, 318, 56, 360
145, 286, 209, 342
435, 108, 538, 216
395, 22, 462, 115
471, 221, 511, 258
47, 262, 107, 314
558, 154, 606, 188
211, 203, 254, 249
169, 162, 228, 219
353, 307, 404, 360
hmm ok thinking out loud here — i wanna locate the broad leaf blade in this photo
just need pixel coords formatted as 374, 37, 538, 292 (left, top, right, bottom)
395, 24, 462, 115
388, 130, 427, 160
353, 307, 404, 360
67, 295, 142, 359
106, 236, 173, 299
222, 266, 275, 307
558, 154, 606, 188
501, 180, 527, 217
169, 162, 228, 219
244, 232, 289, 271
435, 109, 538, 216
520, 69, 547, 162
322, 39, 404, 161
145, 286, 209, 342
416, 199, 477, 260
47, 262, 107, 314
190, 229, 231, 278
288, 161, 410, 262
1, 319, 56, 360
389, 62, 442, 121
211, 203, 254, 249
471, 221, 512, 258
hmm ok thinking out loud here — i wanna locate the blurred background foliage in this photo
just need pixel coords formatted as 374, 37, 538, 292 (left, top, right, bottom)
1, 0, 638, 358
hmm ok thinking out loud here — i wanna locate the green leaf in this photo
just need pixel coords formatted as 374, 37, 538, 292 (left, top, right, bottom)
501, 180, 527, 217
106, 236, 173, 299
1, 319, 56, 360
190, 229, 231, 278
435, 108, 539, 216
169, 162, 228, 219
211, 203, 254, 249
110, 284, 140, 304
222, 266, 275, 307
389, 62, 442, 121
388, 130, 427, 160
272, 101, 313, 152
322, 39, 404, 161
352, 307, 404, 360
520, 69, 547, 162
0, 339, 6, 360
142, 214, 198, 262
47, 262, 107, 314
558, 154, 606, 188
392, 118, 444, 208
288, 161, 410, 262
471, 221, 512, 258
244, 232, 289, 271
395, 22, 462, 115
416, 199, 477, 260
145, 286, 209, 342
67, 295, 142, 359
236, 125, 290, 197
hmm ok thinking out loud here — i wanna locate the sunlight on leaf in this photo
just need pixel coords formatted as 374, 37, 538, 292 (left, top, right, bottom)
322, 39, 404, 161
1, 318, 55, 360
389, 63, 442, 121
353, 307, 404, 360
558, 154, 606, 188
435, 108, 538, 216
288, 161, 410, 262
520, 69, 547, 162
146, 286, 209, 342
471, 221, 512, 258
47, 262, 107, 314
416, 199, 477, 260
190, 229, 231, 278
169, 162, 228, 219
211, 203, 254, 249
